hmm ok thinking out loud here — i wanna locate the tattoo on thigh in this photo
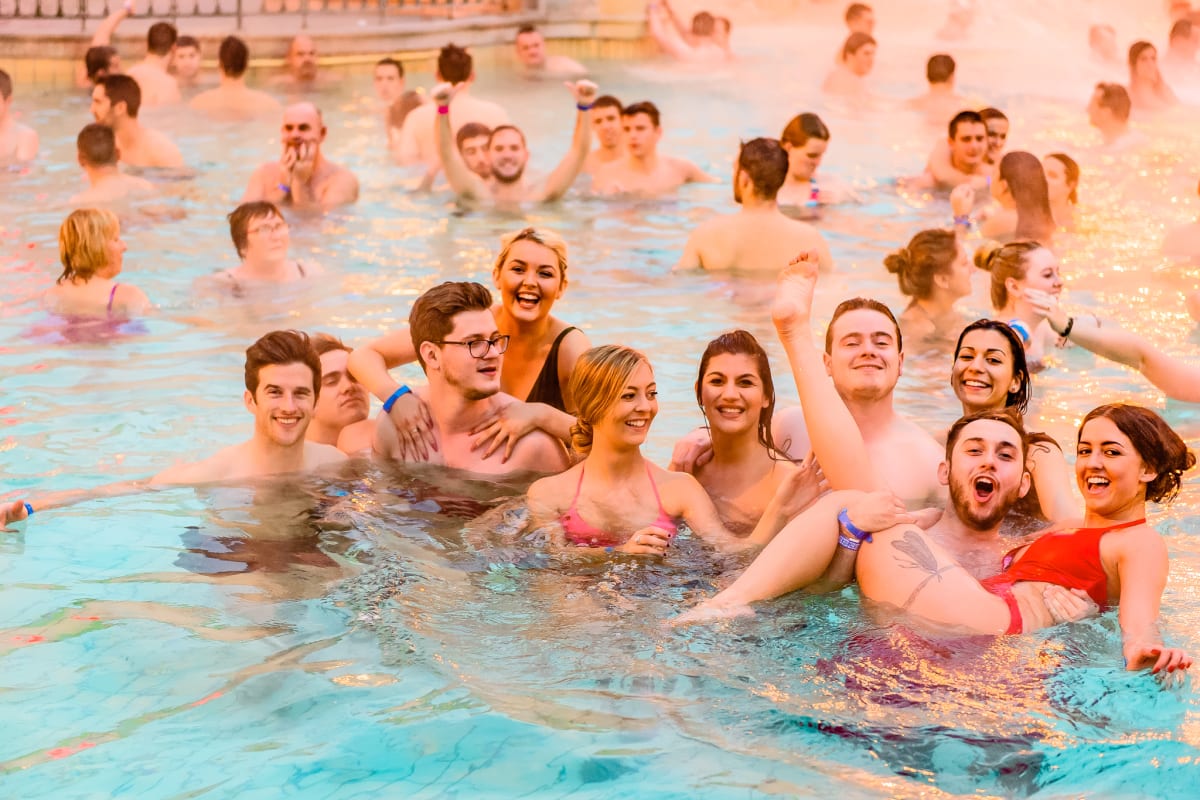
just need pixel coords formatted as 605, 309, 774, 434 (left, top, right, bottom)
891, 530, 956, 610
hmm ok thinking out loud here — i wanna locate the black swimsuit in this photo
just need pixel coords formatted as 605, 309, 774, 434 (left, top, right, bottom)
524, 326, 577, 412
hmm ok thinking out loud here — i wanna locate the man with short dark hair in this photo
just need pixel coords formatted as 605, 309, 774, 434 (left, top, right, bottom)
1087, 82, 1142, 151
373, 57, 405, 107
675, 138, 833, 272
514, 24, 587, 78
190, 36, 282, 120
845, 2, 875, 35
435, 80, 596, 208
905, 54, 971, 126
127, 21, 181, 107
1165, 19, 1198, 73
76, 4, 129, 88
591, 101, 717, 196
0, 68, 38, 164
91, 74, 184, 168
308, 333, 373, 454
911, 109, 990, 190
69, 123, 155, 205
583, 94, 623, 175
242, 102, 359, 210
172, 35, 204, 90
455, 122, 492, 179
373, 282, 569, 474
395, 44, 508, 169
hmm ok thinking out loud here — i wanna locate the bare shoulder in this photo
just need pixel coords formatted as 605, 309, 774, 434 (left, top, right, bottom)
306, 441, 348, 469
527, 464, 578, 513
151, 445, 239, 485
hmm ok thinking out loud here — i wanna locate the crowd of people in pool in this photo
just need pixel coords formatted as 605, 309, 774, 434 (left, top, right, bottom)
5, 1, 1200, 681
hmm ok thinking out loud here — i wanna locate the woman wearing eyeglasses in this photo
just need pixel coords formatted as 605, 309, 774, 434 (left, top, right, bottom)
196, 202, 323, 295
349, 227, 590, 463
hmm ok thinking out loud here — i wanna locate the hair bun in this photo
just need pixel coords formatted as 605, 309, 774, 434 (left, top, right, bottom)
883, 248, 910, 275
974, 241, 1001, 271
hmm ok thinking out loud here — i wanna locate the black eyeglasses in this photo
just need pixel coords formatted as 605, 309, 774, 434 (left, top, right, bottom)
435, 335, 510, 358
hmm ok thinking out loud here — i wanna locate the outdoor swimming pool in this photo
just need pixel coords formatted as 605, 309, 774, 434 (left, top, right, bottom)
3, 4, 1200, 796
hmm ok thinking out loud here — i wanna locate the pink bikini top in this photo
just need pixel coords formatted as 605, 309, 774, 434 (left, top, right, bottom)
560, 463, 679, 548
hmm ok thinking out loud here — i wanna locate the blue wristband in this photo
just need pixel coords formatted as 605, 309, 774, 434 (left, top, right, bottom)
1007, 319, 1032, 345
837, 533, 861, 552
576, 103, 594, 111
953, 214, 972, 229
24, 502, 34, 517
838, 507, 872, 543
382, 385, 412, 413
277, 183, 291, 194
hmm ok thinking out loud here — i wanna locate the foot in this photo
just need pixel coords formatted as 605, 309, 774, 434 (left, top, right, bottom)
671, 600, 756, 626
771, 251, 821, 343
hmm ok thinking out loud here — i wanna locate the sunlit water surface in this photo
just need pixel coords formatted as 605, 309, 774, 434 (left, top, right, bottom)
4, 6, 1200, 797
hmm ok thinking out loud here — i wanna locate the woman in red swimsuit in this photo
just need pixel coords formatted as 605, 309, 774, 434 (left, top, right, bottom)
526, 344, 818, 555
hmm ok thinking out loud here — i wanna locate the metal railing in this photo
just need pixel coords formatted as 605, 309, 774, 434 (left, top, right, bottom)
0, 0, 524, 30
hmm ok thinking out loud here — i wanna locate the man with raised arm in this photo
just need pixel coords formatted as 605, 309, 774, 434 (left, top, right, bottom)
514, 24, 588, 79
69, 123, 155, 205
242, 102, 359, 211
646, 1, 729, 63
76, 3, 130, 89
583, 94, 623, 175
434, 79, 597, 208
674, 138, 834, 273
372, 281, 570, 475
395, 44, 508, 170
191, 36, 282, 121
91, 74, 184, 169
126, 21, 181, 107
0, 69, 38, 164
591, 101, 717, 196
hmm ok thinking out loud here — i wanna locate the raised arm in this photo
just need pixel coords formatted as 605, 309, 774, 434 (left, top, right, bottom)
76, 4, 132, 87
431, 82, 487, 202
646, 2, 697, 60
539, 80, 597, 203
347, 329, 437, 460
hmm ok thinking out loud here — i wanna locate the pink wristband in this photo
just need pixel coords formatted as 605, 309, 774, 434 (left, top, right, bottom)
437, 105, 449, 115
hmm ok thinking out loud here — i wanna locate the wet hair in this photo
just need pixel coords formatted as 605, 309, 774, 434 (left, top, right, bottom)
492, 226, 569, 282
780, 112, 830, 147
695, 330, 788, 458
948, 109, 984, 138
845, 3, 872, 23
388, 91, 423, 129
146, 22, 178, 57
0, 68, 11, 101
927, 54, 955, 84
824, 297, 903, 354
737, 138, 789, 200
375, 56, 404, 78
692, 12, 716, 37
1094, 82, 1132, 121
311, 332, 350, 357
85, 46, 118, 82
945, 408, 1028, 463
438, 43, 473, 85
998, 151, 1055, 242
621, 101, 661, 127
884, 228, 958, 301
57, 208, 120, 284
980, 107, 1008, 124
1079, 404, 1196, 504
99, 74, 141, 118
408, 281, 494, 371
77, 123, 118, 167
973, 240, 1044, 310
176, 35, 200, 51
568, 344, 649, 456
244, 330, 321, 397
1045, 152, 1080, 204
228, 201, 284, 259
219, 36, 249, 78
487, 124, 527, 149
1170, 19, 1193, 41
953, 320, 1032, 415
456, 121, 491, 150
842, 32, 876, 58
592, 94, 622, 113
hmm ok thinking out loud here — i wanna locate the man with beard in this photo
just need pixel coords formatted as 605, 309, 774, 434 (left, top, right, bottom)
591, 101, 717, 196
268, 35, 335, 93
674, 138, 833, 272
307, 334, 374, 455
90, 75, 183, 169
434, 80, 597, 208
241, 102, 359, 210
583, 94, 623, 176
373, 282, 569, 474
454, 122, 492, 180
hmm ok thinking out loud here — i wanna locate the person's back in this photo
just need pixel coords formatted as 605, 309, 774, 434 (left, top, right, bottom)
127, 22, 181, 107
44, 208, 151, 318
190, 36, 282, 121
69, 123, 157, 206
0, 69, 39, 163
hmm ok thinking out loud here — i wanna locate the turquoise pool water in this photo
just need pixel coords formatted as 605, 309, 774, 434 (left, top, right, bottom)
3, 7, 1200, 796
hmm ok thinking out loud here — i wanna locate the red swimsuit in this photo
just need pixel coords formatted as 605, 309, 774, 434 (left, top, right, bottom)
981, 518, 1145, 634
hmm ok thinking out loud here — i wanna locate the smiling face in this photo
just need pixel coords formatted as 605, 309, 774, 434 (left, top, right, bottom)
952, 328, 1022, 414
596, 360, 657, 450
245, 361, 316, 448
592, 104, 623, 150
1076, 416, 1154, 517
949, 121, 987, 171
425, 309, 504, 400
1008, 247, 1063, 299
984, 118, 1008, 163
622, 113, 661, 159
700, 352, 768, 437
314, 349, 370, 433
943, 418, 1029, 531
783, 137, 827, 181
824, 308, 902, 403
488, 128, 528, 184
493, 239, 564, 324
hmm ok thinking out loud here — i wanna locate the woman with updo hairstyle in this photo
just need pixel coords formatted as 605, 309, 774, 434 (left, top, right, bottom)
885, 228, 972, 344
44, 208, 151, 318
526, 345, 810, 555
1044, 152, 1080, 232
979, 152, 1056, 244
1127, 41, 1177, 113
974, 239, 1064, 367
